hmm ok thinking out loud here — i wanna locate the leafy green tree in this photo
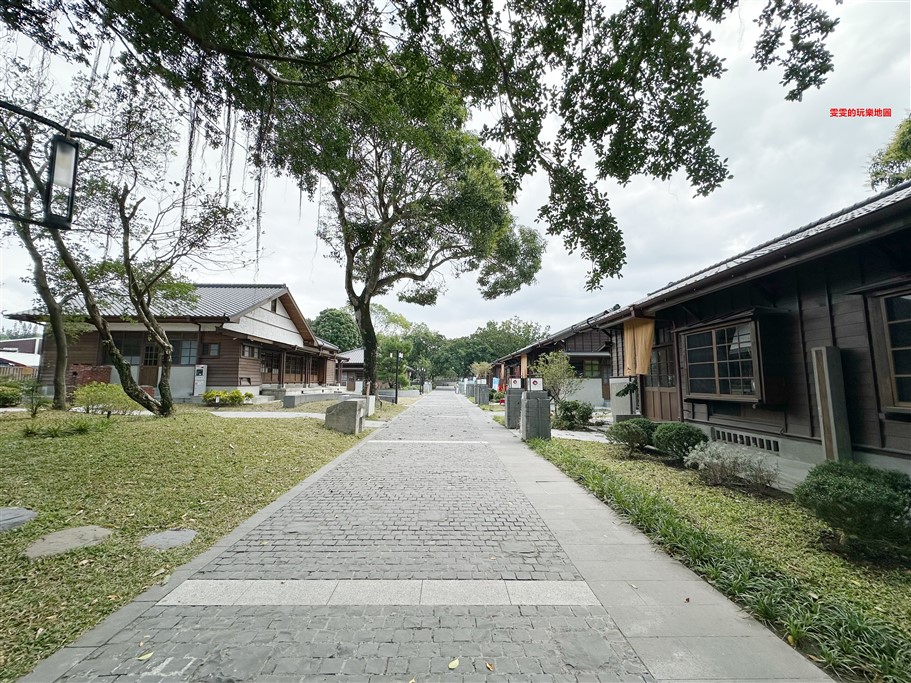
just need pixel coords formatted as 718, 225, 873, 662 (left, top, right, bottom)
0, 322, 39, 340
4, 0, 840, 288
530, 351, 582, 406
469, 361, 492, 379
377, 336, 412, 389
275, 56, 544, 394
870, 116, 911, 190
311, 308, 361, 351
403, 323, 446, 374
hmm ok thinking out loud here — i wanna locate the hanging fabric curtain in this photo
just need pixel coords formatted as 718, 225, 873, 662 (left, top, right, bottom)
623, 318, 656, 376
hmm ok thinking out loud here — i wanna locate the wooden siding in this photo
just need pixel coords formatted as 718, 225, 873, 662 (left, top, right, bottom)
564, 328, 610, 353
668, 228, 911, 457
38, 329, 100, 385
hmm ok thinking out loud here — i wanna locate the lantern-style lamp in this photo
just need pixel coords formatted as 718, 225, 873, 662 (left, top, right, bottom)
43, 134, 79, 229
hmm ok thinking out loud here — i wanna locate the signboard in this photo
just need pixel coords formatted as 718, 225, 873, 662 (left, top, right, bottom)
491, 377, 500, 391
509, 377, 522, 389
527, 377, 543, 391
193, 364, 208, 396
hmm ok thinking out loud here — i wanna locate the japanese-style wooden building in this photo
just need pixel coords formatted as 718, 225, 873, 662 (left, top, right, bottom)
14, 284, 343, 399
493, 320, 612, 405
597, 180, 911, 476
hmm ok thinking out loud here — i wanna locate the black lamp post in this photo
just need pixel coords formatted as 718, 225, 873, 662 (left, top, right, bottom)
0, 99, 112, 230
390, 351, 403, 404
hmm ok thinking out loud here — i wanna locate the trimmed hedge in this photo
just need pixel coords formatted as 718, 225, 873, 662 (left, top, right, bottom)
529, 439, 911, 683
653, 422, 708, 460
73, 382, 140, 415
622, 417, 658, 445
0, 385, 22, 407
795, 461, 911, 546
605, 421, 648, 457
554, 400, 594, 430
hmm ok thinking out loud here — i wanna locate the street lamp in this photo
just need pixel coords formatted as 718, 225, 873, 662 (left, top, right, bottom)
0, 99, 111, 230
389, 351, 403, 404
43, 134, 80, 229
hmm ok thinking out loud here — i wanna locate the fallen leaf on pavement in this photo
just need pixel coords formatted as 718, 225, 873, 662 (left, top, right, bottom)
684, 597, 690, 603
486, 662, 494, 671
448, 658, 459, 670
137, 652, 153, 661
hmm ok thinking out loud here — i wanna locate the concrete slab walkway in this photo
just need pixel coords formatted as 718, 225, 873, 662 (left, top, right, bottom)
24, 391, 831, 682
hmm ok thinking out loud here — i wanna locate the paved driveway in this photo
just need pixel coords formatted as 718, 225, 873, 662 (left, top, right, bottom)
24, 391, 831, 682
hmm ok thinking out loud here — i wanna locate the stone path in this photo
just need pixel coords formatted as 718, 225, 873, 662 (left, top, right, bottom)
212, 411, 386, 429
24, 391, 831, 682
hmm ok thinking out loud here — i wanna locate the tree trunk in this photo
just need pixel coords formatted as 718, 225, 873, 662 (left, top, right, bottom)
14, 223, 68, 409
49, 231, 166, 415
156, 345, 175, 416
353, 300, 378, 396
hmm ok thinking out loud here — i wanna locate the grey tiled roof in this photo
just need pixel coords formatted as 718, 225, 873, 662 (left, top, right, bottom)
339, 348, 364, 365
174, 284, 288, 319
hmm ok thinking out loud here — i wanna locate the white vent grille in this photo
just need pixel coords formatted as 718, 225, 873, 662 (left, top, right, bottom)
711, 427, 780, 454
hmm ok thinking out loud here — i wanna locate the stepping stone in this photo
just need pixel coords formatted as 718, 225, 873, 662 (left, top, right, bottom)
140, 528, 197, 550
25, 525, 112, 559
0, 507, 37, 532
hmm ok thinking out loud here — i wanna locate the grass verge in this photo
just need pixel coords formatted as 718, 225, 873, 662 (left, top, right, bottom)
0, 411, 365, 682
529, 438, 911, 683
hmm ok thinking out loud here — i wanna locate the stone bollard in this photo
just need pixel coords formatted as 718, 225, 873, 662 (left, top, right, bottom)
476, 383, 490, 405
520, 390, 551, 441
325, 399, 366, 434
505, 387, 523, 429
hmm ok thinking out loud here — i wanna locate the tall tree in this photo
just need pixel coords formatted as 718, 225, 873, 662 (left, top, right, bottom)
4, 1, 840, 288
870, 116, 911, 191
311, 307, 361, 351
275, 57, 544, 394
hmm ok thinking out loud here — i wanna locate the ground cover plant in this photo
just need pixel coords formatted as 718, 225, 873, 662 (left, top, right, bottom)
0, 410, 365, 681
529, 438, 911, 682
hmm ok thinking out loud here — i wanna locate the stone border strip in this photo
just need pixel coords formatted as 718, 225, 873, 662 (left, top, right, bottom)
368, 439, 489, 444
157, 579, 600, 606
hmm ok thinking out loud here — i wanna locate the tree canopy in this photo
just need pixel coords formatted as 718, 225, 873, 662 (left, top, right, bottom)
311, 307, 361, 351
3, 0, 840, 287
870, 116, 911, 191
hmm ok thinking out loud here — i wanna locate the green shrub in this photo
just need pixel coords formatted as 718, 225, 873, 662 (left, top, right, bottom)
202, 389, 246, 406
623, 417, 658, 445
606, 421, 648, 457
795, 461, 911, 545
653, 422, 708, 460
553, 400, 594, 430
73, 382, 141, 415
490, 390, 505, 402
23, 417, 111, 438
19, 378, 51, 418
0, 384, 22, 407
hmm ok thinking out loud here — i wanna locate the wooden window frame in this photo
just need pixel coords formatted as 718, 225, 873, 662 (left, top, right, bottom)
681, 321, 761, 403
202, 342, 220, 358
869, 288, 911, 413
242, 344, 260, 359
582, 360, 600, 378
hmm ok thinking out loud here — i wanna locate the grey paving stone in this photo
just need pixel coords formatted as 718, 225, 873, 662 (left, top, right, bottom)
329, 579, 422, 605
0, 506, 37, 532
627, 635, 826, 680
236, 579, 338, 605
421, 580, 510, 605
505, 581, 600, 606
156, 579, 252, 605
609, 604, 767, 638
25, 525, 112, 559
139, 528, 197, 549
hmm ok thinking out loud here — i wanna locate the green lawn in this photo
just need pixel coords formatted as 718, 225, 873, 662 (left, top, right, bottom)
530, 439, 911, 680
0, 409, 365, 682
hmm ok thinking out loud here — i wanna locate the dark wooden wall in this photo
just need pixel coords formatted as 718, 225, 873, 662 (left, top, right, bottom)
667, 229, 910, 458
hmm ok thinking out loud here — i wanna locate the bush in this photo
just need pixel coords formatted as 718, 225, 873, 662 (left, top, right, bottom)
19, 378, 51, 418
0, 384, 22, 407
606, 421, 648, 457
202, 389, 246, 406
623, 417, 658, 445
73, 382, 141, 415
491, 390, 505, 402
685, 441, 780, 489
554, 400, 594, 430
23, 417, 111, 438
653, 422, 708, 460
795, 461, 911, 545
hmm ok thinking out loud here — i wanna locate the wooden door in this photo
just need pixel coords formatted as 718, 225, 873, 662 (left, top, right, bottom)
139, 343, 160, 386
643, 326, 680, 421
602, 364, 611, 400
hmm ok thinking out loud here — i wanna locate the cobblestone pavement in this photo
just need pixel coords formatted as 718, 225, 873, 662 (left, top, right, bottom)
24, 391, 829, 683
56, 605, 650, 682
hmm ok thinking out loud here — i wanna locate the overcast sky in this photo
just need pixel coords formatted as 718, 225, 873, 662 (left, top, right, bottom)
0, 1, 909, 339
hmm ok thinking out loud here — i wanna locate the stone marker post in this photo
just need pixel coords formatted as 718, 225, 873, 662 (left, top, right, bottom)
520, 390, 551, 441
505, 387, 523, 429
325, 399, 366, 434
476, 381, 490, 405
